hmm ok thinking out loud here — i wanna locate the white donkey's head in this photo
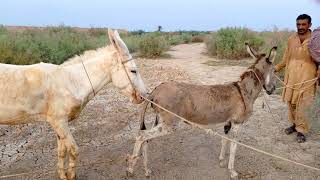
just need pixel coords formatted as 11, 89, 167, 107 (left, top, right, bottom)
108, 29, 147, 104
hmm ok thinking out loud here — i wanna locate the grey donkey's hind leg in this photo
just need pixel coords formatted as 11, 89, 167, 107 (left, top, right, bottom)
141, 141, 151, 176
141, 114, 159, 176
228, 124, 241, 179
127, 122, 173, 176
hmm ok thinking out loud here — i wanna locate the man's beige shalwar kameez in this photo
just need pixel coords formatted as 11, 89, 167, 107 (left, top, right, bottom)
275, 31, 317, 133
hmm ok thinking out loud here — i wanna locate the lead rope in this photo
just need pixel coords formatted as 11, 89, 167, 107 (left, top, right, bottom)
120, 56, 137, 96
81, 59, 96, 96
249, 69, 273, 114
274, 74, 318, 90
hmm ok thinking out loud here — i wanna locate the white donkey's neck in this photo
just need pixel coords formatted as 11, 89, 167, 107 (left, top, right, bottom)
63, 52, 115, 103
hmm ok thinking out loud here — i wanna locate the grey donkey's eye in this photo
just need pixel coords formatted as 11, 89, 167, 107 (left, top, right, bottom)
130, 70, 137, 74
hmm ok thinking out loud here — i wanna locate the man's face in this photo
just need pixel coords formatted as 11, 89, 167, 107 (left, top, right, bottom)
296, 19, 311, 35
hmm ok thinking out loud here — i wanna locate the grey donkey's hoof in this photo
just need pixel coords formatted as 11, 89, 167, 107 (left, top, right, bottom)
126, 168, 135, 178
219, 159, 227, 168
144, 169, 152, 177
229, 171, 239, 180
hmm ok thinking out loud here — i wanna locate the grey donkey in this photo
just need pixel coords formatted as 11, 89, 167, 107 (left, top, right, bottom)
127, 43, 277, 179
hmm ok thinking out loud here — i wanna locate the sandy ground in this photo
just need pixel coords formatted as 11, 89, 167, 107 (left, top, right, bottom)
1, 43, 320, 180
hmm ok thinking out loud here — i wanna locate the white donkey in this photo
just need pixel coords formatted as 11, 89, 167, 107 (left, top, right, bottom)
0, 29, 147, 180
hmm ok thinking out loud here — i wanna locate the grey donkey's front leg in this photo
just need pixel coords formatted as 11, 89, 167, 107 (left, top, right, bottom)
219, 138, 229, 167
127, 123, 172, 177
219, 121, 232, 167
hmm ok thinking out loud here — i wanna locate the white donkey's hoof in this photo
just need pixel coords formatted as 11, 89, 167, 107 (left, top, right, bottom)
219, 159, 227, 168
57, 170, 67, 180
144, 169, 152, 177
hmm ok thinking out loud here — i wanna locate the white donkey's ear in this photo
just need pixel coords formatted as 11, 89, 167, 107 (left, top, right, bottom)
245, 42, 258, 59
108, 29, 131, 58
267, 46, 277, 63
108, 28, 116, 47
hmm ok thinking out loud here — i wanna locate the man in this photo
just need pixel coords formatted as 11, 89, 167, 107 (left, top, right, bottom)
275, 14, 317, 143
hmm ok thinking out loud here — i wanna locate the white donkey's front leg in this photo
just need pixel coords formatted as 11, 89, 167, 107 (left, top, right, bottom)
48, 117, 78, 180
228, 124, 241, 179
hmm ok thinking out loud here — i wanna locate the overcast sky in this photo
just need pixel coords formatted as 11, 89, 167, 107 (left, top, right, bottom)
1, 0, 320, 31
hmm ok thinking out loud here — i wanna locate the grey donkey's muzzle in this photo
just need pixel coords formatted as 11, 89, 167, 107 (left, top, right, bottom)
263, 85, 275, 95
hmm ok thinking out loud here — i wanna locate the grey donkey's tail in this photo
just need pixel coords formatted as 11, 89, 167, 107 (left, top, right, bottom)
139, 99, 150, 130
140, 91, 160, 130
140, 84, 163, 130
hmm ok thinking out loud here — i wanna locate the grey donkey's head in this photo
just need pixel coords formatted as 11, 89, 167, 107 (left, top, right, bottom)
245, 43, 277, 95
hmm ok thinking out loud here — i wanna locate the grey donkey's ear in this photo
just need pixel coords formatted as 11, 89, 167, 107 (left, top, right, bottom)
267, 46, 277, 63
245, 42, 258, 59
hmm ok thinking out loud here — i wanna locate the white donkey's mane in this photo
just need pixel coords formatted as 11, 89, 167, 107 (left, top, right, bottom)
61, 45, 116, 66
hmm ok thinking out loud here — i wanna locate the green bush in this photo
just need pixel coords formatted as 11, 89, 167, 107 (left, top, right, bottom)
191, 35, 206, 43
122, 35, 141, 53
129, 30, 145, 36
88, 27, 107, 37
205, 33, 217, 56
167, 35, 184, 45
205, 27, 264, 59
0, 26, 107, 65
164, 32, 192, 46
0, 25, 6, 34
259, 28, 292, 64
138, 32, 169, 58
180, 33, 192, 43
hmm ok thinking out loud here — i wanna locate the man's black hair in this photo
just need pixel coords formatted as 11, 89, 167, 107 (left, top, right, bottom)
296, 14, 312, 24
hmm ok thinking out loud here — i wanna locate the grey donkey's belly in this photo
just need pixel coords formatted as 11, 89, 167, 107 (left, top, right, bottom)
179, 109, 233, 126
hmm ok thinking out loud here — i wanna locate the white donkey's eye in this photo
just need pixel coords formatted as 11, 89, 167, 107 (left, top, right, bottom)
130, 70, 137, 74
